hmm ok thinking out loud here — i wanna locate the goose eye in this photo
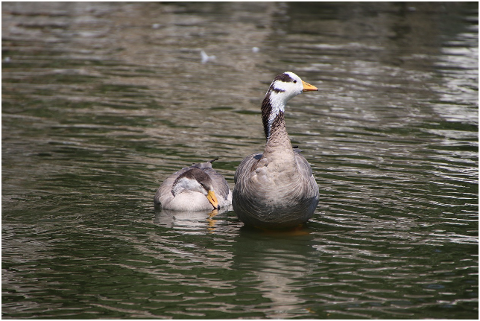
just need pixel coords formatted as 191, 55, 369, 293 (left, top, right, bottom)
293, 80, 297, 83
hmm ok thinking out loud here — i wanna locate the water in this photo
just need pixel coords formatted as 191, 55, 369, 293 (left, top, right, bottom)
2, 2, 478, 319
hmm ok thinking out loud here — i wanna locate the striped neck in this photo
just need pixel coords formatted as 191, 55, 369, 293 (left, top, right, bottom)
261, 90, 287, 141
260, 91, 295, 158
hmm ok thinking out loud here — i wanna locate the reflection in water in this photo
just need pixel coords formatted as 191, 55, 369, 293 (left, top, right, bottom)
232, 229, 316, 319
154, 206, 232, 233
2, 2, 477, 319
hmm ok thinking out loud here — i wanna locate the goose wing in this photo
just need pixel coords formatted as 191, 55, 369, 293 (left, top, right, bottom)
234, 152, 262, 185
194, 159, 231, 202
293, 149, 319, 200
154, 165, 192, 206
204, 166, 231, 202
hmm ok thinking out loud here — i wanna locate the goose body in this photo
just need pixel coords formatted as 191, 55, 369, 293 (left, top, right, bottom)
233, 72, 319, 228
155, 159, 232, 211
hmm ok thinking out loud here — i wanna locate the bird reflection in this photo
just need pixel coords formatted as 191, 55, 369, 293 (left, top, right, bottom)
154, 205, 231, 233
207, 209, 219, 231
231, 227, 316, 318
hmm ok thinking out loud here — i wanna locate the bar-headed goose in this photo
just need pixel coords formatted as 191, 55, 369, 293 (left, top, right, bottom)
155, 159, 232, 211
233, 71, 319, 228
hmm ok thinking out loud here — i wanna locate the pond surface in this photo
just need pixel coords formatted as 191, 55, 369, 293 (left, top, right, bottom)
2, 2, 478, 319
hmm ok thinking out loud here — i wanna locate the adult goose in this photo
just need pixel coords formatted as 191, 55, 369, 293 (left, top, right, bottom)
233, 71, 319, 228
154, 159, 232, 211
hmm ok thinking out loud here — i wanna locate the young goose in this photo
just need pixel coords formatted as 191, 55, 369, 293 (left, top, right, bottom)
155, 159, 232, 211
233, 71, 319, 228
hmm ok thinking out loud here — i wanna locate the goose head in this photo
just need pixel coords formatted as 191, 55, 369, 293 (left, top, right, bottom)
267, 71, 317, 99
262, 71, 318, 139
171, 168, 219, 209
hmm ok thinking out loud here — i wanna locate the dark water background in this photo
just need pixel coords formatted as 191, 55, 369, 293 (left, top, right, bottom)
2, 2, 478, 319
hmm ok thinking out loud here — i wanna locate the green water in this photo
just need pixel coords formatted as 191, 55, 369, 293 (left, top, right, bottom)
2, 2, 478, 319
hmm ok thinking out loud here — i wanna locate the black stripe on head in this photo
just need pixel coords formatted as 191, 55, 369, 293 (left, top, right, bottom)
274, 72, 295, 83
271, 87, 285, 93
174, 167, 212, 189
268, 72, 295, 93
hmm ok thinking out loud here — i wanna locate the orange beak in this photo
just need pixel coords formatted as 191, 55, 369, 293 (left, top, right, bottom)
206, 190, 219, 209
302, 80, 318, 92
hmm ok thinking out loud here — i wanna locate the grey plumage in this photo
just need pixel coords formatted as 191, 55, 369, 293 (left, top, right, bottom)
233, 72, 319, 228
155, 159, 232, 211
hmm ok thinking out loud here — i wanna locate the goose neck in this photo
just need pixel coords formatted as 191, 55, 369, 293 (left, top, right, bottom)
261, 91, 288, 140
261, 94, 293, 153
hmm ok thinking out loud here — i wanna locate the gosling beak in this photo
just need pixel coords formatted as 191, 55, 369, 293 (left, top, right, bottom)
206, 190, 219, 209
302, 80, 318, 92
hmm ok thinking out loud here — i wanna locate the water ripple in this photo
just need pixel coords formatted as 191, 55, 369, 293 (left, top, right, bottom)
2, 2, 477, 319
